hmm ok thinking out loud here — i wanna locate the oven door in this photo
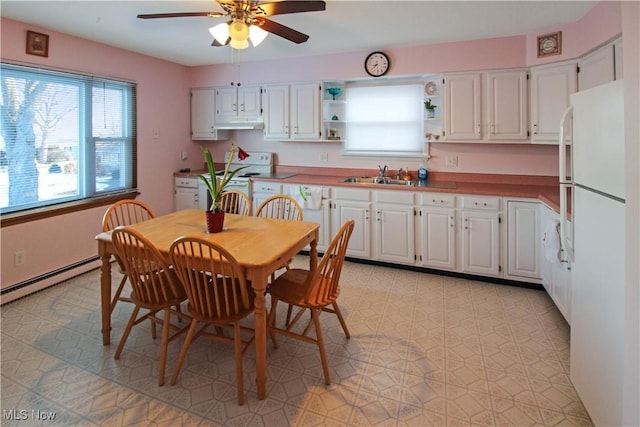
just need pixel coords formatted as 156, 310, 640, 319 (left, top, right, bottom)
224, 179, 251, 197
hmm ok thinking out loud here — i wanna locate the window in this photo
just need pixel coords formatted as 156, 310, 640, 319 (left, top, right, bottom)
0, 62, 137, 216
344, 82, 423, 156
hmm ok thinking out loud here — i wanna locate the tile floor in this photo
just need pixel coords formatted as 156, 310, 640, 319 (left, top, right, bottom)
1, 256, 593, 426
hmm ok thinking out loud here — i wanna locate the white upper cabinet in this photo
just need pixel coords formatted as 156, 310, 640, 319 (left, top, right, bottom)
485, 70, 529, 140
263, 82, 321, 141
442, 70, 528, 142
578, 44, 615, 92
443, 72, 482, 141
191, 88, 230, 140
215, 84, 262, 122
530, 61, 577, 144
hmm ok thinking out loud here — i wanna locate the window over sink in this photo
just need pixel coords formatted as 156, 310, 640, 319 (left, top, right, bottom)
344, 81, 424, 157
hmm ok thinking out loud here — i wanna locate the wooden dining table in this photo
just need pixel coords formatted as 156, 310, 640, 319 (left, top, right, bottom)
95, 209, 319, 400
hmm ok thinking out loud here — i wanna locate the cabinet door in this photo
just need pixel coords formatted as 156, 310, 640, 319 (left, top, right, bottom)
191, 88, 216, 139
461, 210, 500, 276
290, 82, 321, 140
333, 200, 371, 258
486, 70, 528, 140
419, 207, 456, 270
530, 62, 577, 143
301, 201, 330, 252
374, 203, 415, 264
175, 187, 199, 211
506, 201, 541, 280
215, 86, 238, 121
263, 84, 290, 140
443, 72, 482, 141
578, 44, 615, 91
238, 85, 262, 117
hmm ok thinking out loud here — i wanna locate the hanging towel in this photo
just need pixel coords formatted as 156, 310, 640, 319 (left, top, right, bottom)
543, 219, 561, 263
290, 185, 323, 210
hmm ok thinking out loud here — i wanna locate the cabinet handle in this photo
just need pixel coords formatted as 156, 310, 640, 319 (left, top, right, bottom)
450, 215, 455, 227
477, 124, 481, 134
491, 123, 496, 133
240, 103, 245, 112
533, 123, 538, 135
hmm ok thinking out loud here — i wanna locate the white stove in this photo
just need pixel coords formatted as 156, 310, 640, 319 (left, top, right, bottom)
197, 151, 273, 210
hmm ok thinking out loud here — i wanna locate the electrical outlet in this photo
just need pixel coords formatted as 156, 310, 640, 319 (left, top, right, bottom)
446, 155, 458, 167
319, 152, 328, 162
14, 250, 26, 266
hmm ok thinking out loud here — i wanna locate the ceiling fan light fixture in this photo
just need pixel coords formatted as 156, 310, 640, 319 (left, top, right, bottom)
229, 38, 250, 50
249, 25, 268, 46
209, 22, 230, 45
229, 19, 250, 41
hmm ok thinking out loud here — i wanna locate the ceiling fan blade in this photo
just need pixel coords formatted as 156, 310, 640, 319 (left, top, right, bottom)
253, 1, 326, 16
255, 18, 309, 44
137, 12, 224, 19
211, 37, 231, 47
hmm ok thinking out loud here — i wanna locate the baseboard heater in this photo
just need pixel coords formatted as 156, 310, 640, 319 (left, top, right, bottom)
1, 256, 100, 302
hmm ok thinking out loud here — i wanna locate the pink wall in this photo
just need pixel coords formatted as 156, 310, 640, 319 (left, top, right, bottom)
0, 1, 626, 296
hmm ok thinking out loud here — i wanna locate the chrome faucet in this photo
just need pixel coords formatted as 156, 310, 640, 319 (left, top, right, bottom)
378, 165, 388, 178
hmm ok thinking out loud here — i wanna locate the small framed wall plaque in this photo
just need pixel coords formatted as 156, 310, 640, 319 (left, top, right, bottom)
26, 30, 49, 57
537, 31, 561, 58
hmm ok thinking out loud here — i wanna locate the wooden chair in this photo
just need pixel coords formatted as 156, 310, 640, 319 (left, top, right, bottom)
267, 220, 355, 385
220, 190, 251, 216
102, 199, 155, 313
169, 237, 256, 405
255, 194, 305, 320
255, 194, 303, 221
111, 226, 189, 386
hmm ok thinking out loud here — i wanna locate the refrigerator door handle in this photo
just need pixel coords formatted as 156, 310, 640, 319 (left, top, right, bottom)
559, 105, 574, 264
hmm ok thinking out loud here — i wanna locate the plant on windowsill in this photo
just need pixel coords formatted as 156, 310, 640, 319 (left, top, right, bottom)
200, 145, 249, 232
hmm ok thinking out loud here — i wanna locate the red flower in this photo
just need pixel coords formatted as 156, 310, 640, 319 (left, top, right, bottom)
237, 147, 250, 160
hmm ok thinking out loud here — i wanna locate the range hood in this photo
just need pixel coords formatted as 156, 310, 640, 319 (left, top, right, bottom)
214, 117, 264, 130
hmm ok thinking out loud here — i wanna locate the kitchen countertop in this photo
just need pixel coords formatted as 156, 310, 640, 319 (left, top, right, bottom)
174, 168, 563, 213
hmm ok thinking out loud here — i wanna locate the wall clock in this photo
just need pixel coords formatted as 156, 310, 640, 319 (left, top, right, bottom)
537, 31, 562, 57
364, 51, 390, 77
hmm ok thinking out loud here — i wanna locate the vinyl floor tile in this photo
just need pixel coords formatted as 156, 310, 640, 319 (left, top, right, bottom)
1, 256, 593, 426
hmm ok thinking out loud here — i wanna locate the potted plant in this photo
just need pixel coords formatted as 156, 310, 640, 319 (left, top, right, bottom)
200, 145, 249, 232
424, 99, 437, 118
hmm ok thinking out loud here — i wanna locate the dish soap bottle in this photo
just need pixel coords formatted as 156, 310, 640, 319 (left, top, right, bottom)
418, 166, 428, 181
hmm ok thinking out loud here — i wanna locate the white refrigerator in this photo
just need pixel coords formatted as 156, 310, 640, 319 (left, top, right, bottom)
559, 79, 626, 426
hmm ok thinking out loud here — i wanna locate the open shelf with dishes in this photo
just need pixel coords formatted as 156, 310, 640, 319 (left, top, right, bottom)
322, 82, 346, 142
423, 76, 442, 142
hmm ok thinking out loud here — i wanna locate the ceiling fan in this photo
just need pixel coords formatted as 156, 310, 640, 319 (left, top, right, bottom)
137, 0, 326, 49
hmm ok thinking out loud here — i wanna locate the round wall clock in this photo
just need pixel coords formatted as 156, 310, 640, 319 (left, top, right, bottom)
364, 51, 390, 77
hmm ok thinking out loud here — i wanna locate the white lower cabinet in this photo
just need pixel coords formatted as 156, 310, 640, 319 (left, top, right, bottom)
331, 187, 371, 258
326, 187, 549, 285
506, 199, 542, 282
460, 196, 501, 277
374, 190, 415, 265
417, 193, 456, 270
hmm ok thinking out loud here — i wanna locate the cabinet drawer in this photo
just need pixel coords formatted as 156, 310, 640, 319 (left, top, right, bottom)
333, 187, 371, 201
253, 181, 282, 194
375, 190, 414, 204
461, 196, 501, 210
421, 193, 456, 208
175, 177, 199, 188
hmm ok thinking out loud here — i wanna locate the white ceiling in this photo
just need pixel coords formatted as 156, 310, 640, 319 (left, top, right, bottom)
2, 1, 597, 67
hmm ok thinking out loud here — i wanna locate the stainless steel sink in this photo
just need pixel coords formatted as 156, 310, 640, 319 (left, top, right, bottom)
342, 176, 415, 186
